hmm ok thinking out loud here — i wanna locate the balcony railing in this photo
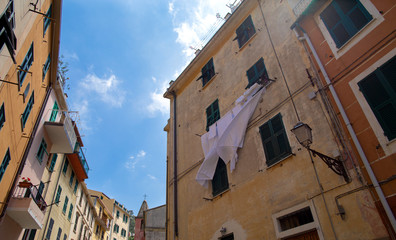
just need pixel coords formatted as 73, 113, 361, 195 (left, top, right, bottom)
67, 142, 90, 181
7, 184, 48, 229
13, 184, 47, 211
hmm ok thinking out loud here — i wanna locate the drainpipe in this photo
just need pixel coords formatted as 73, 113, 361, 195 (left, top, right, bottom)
292, 25, 396, 233
0, 85, 52, 220
170, 91, 178, 239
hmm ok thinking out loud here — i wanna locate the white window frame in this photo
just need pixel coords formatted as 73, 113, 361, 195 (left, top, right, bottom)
315, 0, 384, 59
272, 200, 324, 240
349, 48, 396, 155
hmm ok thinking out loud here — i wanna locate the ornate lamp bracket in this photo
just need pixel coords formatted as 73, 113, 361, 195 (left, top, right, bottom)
309, 148, 350, 183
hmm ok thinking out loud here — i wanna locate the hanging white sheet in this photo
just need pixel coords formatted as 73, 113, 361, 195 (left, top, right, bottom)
196, 83, 265, 187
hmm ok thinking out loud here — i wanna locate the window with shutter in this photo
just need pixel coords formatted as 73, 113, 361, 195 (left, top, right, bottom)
21, 91, 34, 129
49, 101, 58, 122
63, 196, 69, 213
43, 54, 51, 80
235, 15, 255, 48
201, 58, 215, 86
206, 99, 220, 131
246, 58, 268, 89
43, 4, 52, 36
55, 186, 62, 204
48, 154, 57, 172
19, 42, 34, 86
0, 148, 10, 182
0, 103, 5, 130
320, 0, 372, 48
259, 114, 291, 166
358, 56, 396, 141
45, 218, 54, 240
212, 158, 229, 196
36, 138, 48, 163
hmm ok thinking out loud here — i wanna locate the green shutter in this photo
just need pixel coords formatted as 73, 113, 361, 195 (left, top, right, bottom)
49, 154, 57, 172
358, 56, 396, 140
55, 186, 62, 204
320, 0, 372, 48
259, 114, 291, 166
206, 99, 220, 131
49, 101, 58, 122
62, 196, 69, 213
212, 158, 229, 196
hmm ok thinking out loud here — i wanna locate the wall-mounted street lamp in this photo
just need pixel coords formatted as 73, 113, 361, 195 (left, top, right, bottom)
291, 122, 350, 183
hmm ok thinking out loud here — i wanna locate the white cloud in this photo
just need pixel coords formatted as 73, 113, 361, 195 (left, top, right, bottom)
147, 174, 157, 180
125, 150, 147, 170
80, 73, 126, 108
151, 77, 157, 83
137, 150, 146, 158
168, 2, 174, 14
170, 0, 233, 58
146, 80, 170, 116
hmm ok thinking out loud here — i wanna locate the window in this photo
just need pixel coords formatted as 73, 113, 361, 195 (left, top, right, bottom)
69, 171, 75, 186
246, 58, 268, 89
121, 229, 126, 237
74, 214, 80, 232
22, 229, 36, 240
62, 159, 68, 174
212, 158, 229, 196
63, 234, 67, 240
116, 210, 120, 218
320, 0, 372, 48
21, 91, 34, 129
0, 103, 5, 130
45, 218, 54, 240
42, 54, 51, 80
68, 204, 73, 220
0, 148, 10, 182
62, 196, 69, 214
358, 56, 396, 140
220, 234, 234, 240
114, 224, 119, 233
0, 0, 17, 62
36, 138, 48, 163
201, 58, 215, 86
55, 186, 62, 204
235, 15, 255, 48
19, 43, 34, 86
73, 179, 78, 193
259, 113, 291, 166
48, 154, 57, 172
43, 4, 52, 35
36, 181, 44, 202
49, 101, 58, 122
206, 99, 220, 131
278, 207, 314, 231
56, 227, 62, 240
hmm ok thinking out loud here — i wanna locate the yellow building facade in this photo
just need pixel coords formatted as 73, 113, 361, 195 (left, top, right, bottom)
164, 0, 389, 239
0, 0, 61, 216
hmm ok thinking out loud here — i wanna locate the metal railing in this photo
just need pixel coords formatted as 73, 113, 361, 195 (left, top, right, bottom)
13, 184, 47, 211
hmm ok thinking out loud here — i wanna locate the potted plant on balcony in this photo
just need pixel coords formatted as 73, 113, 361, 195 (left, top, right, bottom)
18, 177, 32, 188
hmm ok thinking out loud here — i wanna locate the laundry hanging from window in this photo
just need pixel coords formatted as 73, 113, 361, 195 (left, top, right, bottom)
196, 83, 265, 187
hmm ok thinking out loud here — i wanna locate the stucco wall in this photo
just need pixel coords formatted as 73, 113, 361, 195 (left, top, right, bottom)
165, 0, 388, 239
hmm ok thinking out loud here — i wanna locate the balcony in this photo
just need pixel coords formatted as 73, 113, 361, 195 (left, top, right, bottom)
97, 214, 111, 230
44, 110, 77, 153
67, 142, 89, 181
6, 184, 47, 229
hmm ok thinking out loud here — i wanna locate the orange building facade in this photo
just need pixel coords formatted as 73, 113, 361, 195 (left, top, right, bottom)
291, 0, 396, 236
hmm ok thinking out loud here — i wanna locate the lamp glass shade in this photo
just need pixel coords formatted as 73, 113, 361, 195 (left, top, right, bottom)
291, 122, 312, 148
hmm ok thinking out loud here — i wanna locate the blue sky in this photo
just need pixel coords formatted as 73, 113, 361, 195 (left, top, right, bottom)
59, 0, 235, 215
